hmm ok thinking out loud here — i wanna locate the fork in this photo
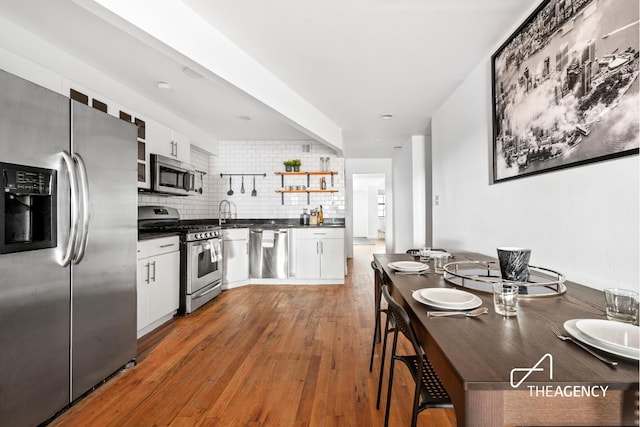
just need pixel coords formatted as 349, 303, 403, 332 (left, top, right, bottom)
549, 325, 618, 367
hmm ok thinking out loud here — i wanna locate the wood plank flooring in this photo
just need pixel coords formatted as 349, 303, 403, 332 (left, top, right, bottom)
50, 242, 456, 426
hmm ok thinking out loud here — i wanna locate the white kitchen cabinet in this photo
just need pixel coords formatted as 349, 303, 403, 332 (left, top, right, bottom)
136, 235, 180, 338
170, 129, 191, 164
294, 228, 344, 280
222, 228, 249, 287
146, 119, 191, 164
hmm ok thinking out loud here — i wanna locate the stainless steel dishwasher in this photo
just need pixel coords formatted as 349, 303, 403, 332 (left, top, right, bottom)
250, 229, 289, 278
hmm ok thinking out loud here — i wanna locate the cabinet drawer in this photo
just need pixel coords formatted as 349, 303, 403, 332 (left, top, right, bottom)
222, 228, 249, 240
137, 235, 180, 259
295, 227, 344, 240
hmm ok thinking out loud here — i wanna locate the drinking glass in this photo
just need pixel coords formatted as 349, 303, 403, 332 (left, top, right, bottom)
433, 253, 450, 274
493, 282, 519, 317
419, 247, 431, 262
604, 288, 639, 324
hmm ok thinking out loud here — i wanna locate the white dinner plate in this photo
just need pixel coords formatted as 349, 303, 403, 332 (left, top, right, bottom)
575, 319, 640, 352
388, 261, 429, 272
412, 289, 482, 310
420, 288, 475, 306
564, 319, 640, 361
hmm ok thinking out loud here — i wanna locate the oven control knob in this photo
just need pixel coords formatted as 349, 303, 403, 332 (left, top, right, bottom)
195, 233, 201, 239
206, 232, 212, 238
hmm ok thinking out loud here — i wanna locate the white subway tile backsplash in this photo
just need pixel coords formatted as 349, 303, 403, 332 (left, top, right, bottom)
139, 140, 345, 221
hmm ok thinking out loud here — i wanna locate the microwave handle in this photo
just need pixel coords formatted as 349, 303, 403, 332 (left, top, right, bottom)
183, 172, 195, 192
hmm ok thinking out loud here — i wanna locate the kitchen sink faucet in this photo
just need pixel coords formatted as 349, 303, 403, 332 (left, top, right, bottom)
218, 199, 237, 225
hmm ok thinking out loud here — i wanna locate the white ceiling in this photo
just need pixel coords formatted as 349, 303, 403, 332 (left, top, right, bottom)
0, 0, 536, 158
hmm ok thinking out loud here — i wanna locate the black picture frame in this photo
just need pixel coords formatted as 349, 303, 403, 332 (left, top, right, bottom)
491, 0, 639, 183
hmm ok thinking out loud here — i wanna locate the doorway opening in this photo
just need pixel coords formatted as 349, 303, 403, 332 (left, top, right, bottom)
352, 173, 385, 245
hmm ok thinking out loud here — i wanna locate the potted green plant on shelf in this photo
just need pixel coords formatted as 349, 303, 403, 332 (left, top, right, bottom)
292, 159, 301, 172
283, 160, 294, 172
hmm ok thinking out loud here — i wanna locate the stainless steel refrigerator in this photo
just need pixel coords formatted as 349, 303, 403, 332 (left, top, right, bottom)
0, 69, 137, 426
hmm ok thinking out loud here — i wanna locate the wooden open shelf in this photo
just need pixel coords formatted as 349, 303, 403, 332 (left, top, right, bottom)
275, 171, 339, 204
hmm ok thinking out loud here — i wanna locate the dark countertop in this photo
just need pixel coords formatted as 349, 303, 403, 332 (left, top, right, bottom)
219, 218, 345, 230
138, 231, 181, 241
137, 218, 345, 240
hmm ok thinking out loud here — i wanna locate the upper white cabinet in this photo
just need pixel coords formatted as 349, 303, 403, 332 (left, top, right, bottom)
146, 119, 191, 164
170, 130, 191, 164
294, 228, 344, 281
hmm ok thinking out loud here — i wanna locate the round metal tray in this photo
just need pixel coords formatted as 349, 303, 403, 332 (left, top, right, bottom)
443, 261, 566, 298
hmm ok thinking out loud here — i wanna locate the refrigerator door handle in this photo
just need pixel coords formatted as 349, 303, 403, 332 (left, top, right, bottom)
60, 151, 79, 267
72, 153, 90, 264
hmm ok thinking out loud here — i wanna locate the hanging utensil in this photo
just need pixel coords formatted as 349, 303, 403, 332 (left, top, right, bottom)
241, 176, 245, 194
227, 176, 234, 195
251, 176, 257, 197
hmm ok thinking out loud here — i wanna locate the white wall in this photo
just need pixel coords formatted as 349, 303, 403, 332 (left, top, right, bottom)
367, 186, 379, 238
431, 59, 639, 291
411, 135, 427, 248
392, 143, 414, 252
392, 137, 431, 253
352, 190, 368, 237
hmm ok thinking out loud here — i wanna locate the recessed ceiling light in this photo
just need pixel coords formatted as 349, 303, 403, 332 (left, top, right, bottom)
374, 138, 382, 143
157, 81, 171, 90
182, 66, 203, 79
238, 115, 251, 121
380, 114, 394, 120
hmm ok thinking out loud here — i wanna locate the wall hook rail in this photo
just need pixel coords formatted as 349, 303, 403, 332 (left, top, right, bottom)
220, 173, 266, 178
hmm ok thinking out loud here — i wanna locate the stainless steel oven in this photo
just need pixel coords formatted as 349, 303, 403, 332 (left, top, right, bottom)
138, 206, 223, 315
182, 228, 222, 314
150, 154, 196, 196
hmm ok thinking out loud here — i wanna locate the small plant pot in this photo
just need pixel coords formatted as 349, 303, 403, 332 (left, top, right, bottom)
285, 165, 292, 172
293, 166, 300, 172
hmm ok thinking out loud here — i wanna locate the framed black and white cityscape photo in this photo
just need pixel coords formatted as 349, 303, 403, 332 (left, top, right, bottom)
491, 0, 639, 183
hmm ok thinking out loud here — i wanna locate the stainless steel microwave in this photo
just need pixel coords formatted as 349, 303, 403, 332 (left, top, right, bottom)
150, 154, 196, 196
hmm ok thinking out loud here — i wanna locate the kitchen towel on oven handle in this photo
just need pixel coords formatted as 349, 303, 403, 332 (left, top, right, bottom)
207, 239, 222, 262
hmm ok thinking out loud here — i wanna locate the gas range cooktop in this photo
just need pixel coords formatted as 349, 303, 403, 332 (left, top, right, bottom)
138, 206, 220, 241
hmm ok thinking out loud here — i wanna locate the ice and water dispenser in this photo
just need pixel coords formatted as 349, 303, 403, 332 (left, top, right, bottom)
0, 162, 56, 254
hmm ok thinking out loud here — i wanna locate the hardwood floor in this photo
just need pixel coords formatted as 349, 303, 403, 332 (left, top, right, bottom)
50, 241, 456, 426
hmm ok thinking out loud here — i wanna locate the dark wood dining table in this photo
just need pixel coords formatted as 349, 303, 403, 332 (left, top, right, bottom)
373, 252, 639, 427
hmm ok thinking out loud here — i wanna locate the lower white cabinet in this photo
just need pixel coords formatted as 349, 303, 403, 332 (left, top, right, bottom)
222, 228, 249, 287
136, 235, 180, 337
294, 228, 344, 280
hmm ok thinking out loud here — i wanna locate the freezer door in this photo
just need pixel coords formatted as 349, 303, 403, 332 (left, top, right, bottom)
0, 69, 71, 425
70, 101, 137, 400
